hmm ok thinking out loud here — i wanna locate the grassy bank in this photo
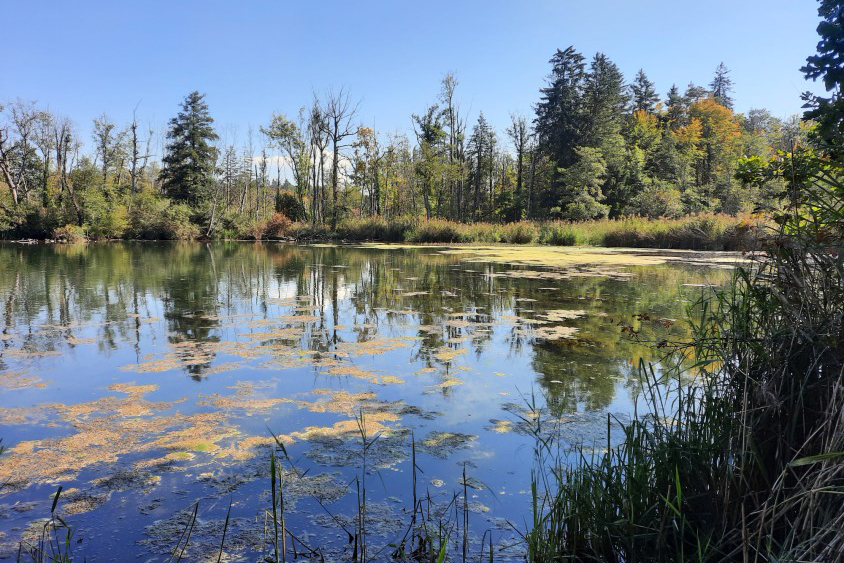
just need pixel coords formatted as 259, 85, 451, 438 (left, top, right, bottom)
283, 213, 765, 251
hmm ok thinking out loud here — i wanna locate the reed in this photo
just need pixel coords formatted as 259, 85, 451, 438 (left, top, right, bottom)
283, 214, 764, 250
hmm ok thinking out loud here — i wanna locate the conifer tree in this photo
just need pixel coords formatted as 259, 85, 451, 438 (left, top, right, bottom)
630, 69, 660, 113
710, 62, 734, 109
583, 53, 627, 145
535, 46, 587, 169
159, 91, 219, 205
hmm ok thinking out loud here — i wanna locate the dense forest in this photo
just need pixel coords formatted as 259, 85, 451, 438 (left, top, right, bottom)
0, 48, 805, 240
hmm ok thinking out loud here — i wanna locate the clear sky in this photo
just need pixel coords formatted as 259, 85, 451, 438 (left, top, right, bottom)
3, 0, 827, 150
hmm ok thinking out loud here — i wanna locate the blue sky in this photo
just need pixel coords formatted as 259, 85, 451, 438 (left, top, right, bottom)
3, 0, 826, 148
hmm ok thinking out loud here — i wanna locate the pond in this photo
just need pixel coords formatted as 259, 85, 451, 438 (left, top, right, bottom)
0, 242, 737, 561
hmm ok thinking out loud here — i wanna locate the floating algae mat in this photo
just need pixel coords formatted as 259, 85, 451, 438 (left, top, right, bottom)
0, 241, 734, 561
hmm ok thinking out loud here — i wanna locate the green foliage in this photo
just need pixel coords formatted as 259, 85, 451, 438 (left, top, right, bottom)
535, 46, 587, 171
274, 190, 305, 221
499, 222, 538, 244
407, 219, 464, 243
87, 205, 129, 240
802, 0, 844, 154
558, 146, 610, 220
628, 180, 683, 218
158, 91, 219, 205
538, 222, 578, 245
630, 68, 660, 113
52, 224, 86, 243
163, 204, 201, 240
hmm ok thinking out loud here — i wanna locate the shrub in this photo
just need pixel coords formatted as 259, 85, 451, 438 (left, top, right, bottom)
408, 219, 464, 243
162, 204, 200, 240
461, 223, 501, 243
539, 222, 577, 246
274, 190, 306, 221
628, 181, 683, 218
286, 221, 332, 240
500, 222, 539, 244
53, 224, 87, 243
264, 213, 292, 239
87, 205, 129, 240
245, 212, 292, 240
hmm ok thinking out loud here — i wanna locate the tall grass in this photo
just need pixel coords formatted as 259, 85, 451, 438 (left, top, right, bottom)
283, 213, 765, 250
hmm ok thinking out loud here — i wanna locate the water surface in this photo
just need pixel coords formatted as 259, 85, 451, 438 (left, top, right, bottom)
0, 242, 734, 561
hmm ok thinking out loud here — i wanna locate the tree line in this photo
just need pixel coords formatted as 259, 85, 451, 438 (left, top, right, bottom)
0, 47, 805, 239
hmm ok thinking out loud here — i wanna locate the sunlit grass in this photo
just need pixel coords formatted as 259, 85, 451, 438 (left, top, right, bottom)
283, 213, 768, 251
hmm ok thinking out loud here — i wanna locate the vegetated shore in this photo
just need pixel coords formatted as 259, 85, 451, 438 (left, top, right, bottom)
14, 213, 768, 252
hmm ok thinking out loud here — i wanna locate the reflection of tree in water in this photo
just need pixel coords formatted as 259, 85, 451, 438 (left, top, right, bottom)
0, 241, 730, 395
161, 245, 222, 379
528, 265, 728, 413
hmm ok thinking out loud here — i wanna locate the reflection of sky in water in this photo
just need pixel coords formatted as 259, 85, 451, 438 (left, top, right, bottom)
0, 242, 733, 561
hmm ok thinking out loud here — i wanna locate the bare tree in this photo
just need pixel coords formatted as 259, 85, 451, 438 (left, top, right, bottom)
320, 88, 359, 229
308, 100, 329, 224
128, 105, 152, 196
0, 103, 21, 206
0, 101, 42, 206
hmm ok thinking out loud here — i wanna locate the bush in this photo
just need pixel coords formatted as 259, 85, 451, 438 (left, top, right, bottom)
126, 193, 201, 240
87, 205, 129, 240
461, 223, 501, 243
408, 219, 464, 243
162, 204, 200, 240
628, 181, 683, 218
244, 212, 292, 240
500, 222, 538, 244
286, 221, 332, 240
274, 190, 306, 221
264, 213, 291, 239
539, 222, 577, 246
53, 224, 87, 243
336, 216, 417, 241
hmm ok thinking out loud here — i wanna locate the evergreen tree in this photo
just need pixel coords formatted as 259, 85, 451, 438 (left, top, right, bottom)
630, 69, 660, 113
412, 104, 446, 219
710, 62, 734, 109
468, 112, 492, 219
802, 0, 844, 150
159, 91, 219, 205
558, 146, 609, 220
534, 46, 587, 169
665, 84, 686, 125
685, 82, 709, 103
583, 53, 627, 145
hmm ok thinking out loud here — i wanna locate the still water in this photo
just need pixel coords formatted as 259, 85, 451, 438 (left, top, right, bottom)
0, 242, 735, 561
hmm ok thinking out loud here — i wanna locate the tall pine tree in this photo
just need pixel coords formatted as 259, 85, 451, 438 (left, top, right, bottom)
583, 53, 627, 145
534, 46, 587, 169
630, 69, 660, 113
710, 62, 734, 109
159, 91, 219, 205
